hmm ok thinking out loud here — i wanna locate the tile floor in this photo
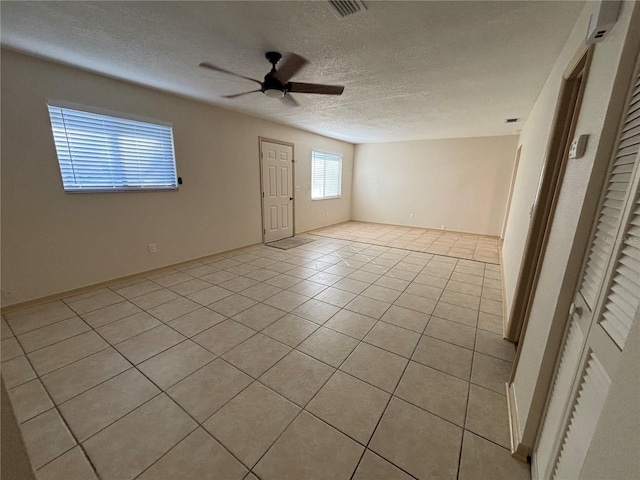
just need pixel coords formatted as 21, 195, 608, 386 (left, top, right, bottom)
1, 235, 529, 480
311, 221, 501, 263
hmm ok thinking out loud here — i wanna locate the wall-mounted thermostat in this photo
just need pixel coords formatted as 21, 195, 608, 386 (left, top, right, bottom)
569, 135, 589, 159
586, 0, 621, 44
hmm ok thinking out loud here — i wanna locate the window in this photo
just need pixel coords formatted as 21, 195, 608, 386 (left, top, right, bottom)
311, 151, 342, 199
47, 104, 178, 192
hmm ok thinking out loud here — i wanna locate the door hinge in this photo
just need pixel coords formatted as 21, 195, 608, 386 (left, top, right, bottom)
264, 229, 266, 235
262, 192, 265, 198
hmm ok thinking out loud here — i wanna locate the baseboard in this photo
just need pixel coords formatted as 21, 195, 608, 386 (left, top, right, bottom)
1, 242, 261, 314
499, 246, 510, 340
506, 382, 531, 462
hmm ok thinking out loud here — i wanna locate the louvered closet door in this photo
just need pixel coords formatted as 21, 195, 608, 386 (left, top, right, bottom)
533, 55, 640, 480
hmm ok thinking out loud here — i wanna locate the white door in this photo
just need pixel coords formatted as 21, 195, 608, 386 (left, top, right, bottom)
261, 140, 293, 243
533, 55, 640, 480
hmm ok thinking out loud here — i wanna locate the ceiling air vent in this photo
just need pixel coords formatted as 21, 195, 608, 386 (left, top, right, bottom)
506, 118, 519, 123
328, 0, 367, 18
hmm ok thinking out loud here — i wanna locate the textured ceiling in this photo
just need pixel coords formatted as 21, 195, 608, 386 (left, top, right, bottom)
1, 1, 584, 143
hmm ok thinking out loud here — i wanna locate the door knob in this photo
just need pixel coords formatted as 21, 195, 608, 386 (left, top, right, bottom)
289, 197, 293, 200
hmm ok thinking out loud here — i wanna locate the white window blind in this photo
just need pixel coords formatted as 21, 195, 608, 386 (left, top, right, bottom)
47, 104, 178, 192
312, 151, 342, 199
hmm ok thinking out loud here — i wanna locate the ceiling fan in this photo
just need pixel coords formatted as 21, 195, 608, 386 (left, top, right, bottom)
199, 52, 344, 107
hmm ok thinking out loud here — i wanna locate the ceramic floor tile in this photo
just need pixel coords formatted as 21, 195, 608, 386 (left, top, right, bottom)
412, 273, 448, 288
347, 270, 382, 284
404, 283, 443, 300
253, 412, 363, 480
59, 368, 160, 441
8, 379, 54, 423
352, 450, 414, 480
439, 290, 481, 310
41, 348, 131, 404
97, 312, 161, 345
480, 298, 503, 316
288, 279, 328, 297
21, 408, 76, 470
291, 299, 340, 325
423, 316, 476, 350
412, 335, 473, 380
333, 277, 370, 295
36, 446, 98, 480
446, 280, 482, 297
265, 274, 302, 289
478, 311, 503, 335
152, 272, 195, 288
263, 290, 309, 312
83, 394, 196, 480
201, 270, 239, 284
6, 301, 76, 335
146, 297, 201, 322
204, 382, 300, 468
222, 334, 291, 378
374, 276, 411, 292
313, 287, 357, 308
262, 314, 319, 347
240, 283, 283, 302
475, 329, 515, 362
193, 320, 255, 356
167, 307, 226, 337
138, 340, 215, 389
168, 278, 212, 296
137, 428, 247, 480
363, 321, 420, 358
361, 285, 402, 303
28, 331, 108, 376
380, 305, 430, 334
260, 350, 334, 407
481, 286, 502, 302
209, 294, 257, 317
114, 280, 164, 300
471, 352, 512, 395
394, 293, 436, 315
432, 302, 478, 327
306, 370, 389, 444
450, 272, 484, 286
345, 296, 391, 320
232, 303, 287, 330
17, 317, 91, 353
244, 268, 280, 282
65, 289, 124, 315
395, 361, 468, 427
167, 358, 252, 423
369, 397, 462, 480
458, 431, 531, 480
465, 384, 511, 449
114, 325, 185, 365
218, 276, 260, 293
324, 309, 377, 340
187, 285, 234, 306
340, 343, 408, 393
297, 327, 359, 368
81, 301, 142, 329
1, 336, 23, 361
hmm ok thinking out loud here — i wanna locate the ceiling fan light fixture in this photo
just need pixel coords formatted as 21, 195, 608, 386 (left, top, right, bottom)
264, 88, 284, 99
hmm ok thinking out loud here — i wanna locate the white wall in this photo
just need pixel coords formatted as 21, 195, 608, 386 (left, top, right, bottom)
0, 50, 353, 306
502, 0, 638, 452
352, 136, 518, 236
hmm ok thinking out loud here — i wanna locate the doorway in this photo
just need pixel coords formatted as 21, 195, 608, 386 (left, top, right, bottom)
505, 46, 594, 345
259, 138, 294, 243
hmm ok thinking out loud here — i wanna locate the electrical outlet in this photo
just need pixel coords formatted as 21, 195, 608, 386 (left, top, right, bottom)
441, 225, 446, 230
409, 213, 414, 219
569, 135, 588, 159
325, 212, 329, 218
148, 243, 157, 254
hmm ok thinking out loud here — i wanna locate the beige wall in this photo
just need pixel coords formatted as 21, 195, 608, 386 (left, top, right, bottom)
502, 0, 638, 457
351, 136, 518, 236
0, 50, 353, 306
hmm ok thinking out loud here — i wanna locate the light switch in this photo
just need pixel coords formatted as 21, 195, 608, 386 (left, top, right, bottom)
569, 135, 588, 159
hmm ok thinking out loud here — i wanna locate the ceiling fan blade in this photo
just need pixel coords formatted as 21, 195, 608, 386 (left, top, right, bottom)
274, 54, 308, 83
281, 94, 300, 107
287, 82, 344, 95
223, 90, 261, 99
199, 62, 262, 86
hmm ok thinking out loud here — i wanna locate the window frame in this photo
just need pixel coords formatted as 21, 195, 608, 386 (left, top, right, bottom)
311, 150, 343, 201
47, 101, 178, 193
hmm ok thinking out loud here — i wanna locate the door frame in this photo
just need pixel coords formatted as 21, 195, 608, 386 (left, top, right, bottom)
258, 137, 295, 243
505, 45, 594, 462
505, 45, 594, 345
